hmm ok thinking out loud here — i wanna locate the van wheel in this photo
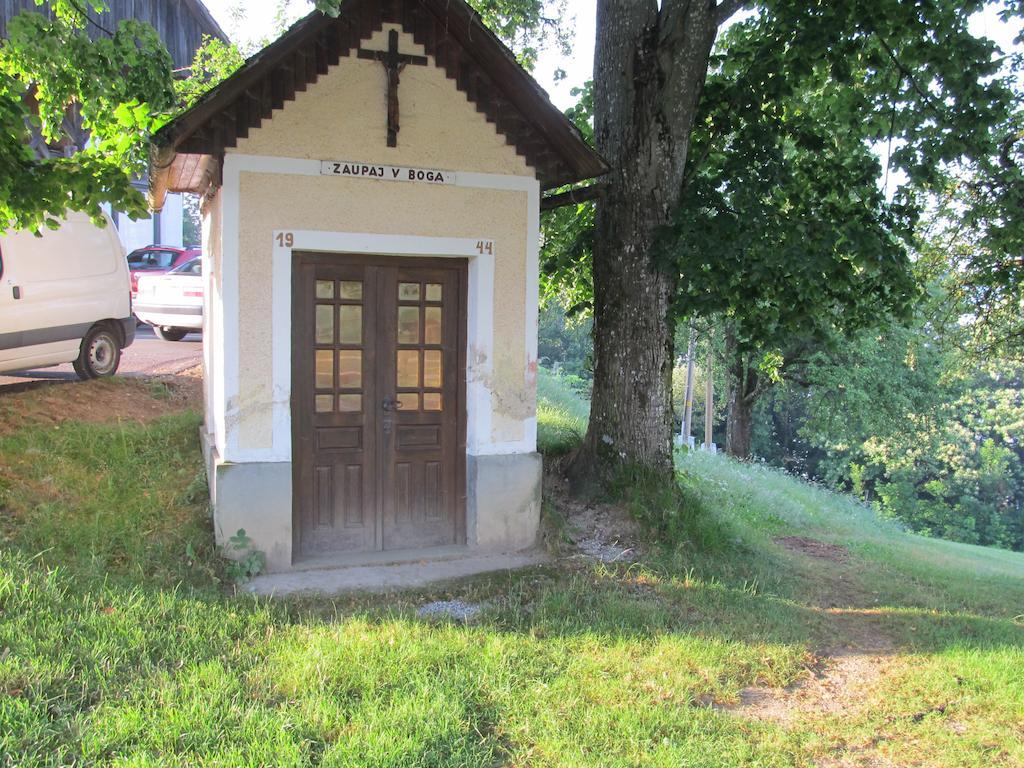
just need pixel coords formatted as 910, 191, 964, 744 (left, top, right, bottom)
154, 326, 188, 342
73, 326, 121, 380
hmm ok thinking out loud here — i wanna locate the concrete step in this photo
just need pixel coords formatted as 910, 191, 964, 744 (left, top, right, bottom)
242, 550, 548, 597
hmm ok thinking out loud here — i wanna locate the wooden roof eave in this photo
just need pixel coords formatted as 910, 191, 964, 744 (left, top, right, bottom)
150, 13, 334, 208
153, 12, 331, 156
149, 148, 219, 211
416, 0, 608, 185
149, 0, 610, 202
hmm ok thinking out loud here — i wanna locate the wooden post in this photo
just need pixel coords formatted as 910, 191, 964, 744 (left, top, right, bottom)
704, 334, 714, 450
682, 326, 696, 444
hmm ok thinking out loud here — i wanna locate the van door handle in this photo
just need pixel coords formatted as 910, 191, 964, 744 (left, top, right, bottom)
12, 286, 20, 300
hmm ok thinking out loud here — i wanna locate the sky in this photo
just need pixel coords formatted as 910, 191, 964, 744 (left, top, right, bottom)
199, 1, 1019, 113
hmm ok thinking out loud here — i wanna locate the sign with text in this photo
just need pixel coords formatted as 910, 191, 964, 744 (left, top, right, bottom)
320, 160, 457, 185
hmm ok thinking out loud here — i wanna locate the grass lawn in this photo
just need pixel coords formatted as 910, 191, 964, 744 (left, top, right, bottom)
0, 375, 1021, 766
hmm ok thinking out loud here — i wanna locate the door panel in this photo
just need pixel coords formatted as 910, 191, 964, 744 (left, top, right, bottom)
380, 265, 461, 550
293, 261, 378, 555
292, 254, 465, 560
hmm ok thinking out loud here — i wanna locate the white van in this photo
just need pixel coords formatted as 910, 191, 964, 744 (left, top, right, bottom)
0, 211, 135, 379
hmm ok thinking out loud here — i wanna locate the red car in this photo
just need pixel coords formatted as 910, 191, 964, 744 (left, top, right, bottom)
126, 245, 201, 300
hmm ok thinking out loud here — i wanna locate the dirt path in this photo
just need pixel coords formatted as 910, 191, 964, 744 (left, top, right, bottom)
723, 537, 900, 766
545, 469, 906, 766
729, 610, 896, 725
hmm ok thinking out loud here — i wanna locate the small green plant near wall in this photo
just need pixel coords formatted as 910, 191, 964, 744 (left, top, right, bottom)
181, 469, 210, 508
222, 528, 266, 584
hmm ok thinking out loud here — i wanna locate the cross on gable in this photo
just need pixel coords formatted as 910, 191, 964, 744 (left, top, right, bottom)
357, 29, 429, 147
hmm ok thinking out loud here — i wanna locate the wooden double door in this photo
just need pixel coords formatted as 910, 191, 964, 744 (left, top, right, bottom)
292, 253, 466, 558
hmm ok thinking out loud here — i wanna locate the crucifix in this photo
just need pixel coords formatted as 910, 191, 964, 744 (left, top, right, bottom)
357, 29, 428, 147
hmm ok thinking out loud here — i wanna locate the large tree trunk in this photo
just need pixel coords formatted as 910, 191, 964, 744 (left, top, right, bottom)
569, 0, 721, 488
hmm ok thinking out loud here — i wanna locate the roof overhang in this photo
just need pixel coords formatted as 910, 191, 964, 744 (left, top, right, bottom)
150, 0, 608, 209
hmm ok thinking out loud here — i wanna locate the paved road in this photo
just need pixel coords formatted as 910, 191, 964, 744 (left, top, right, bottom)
0, 326, 202, 388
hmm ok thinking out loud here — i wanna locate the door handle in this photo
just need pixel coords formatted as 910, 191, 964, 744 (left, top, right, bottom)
12, 286, 21, 300
382, 396, 400, 412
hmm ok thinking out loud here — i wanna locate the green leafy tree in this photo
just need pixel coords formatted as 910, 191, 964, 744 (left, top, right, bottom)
670, 16, 928, 458
790, 324, 1024, 550
545, 1, 1021, 480
1, 0, 567, 234
541, 82, 596, 317
0, 0, 174, 232
915, 114, 1024, 363
538, 301, 592, 382
751, 225, 1024, 551
174, 35, 245, 110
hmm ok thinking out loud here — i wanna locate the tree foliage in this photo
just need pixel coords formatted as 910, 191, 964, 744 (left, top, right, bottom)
174, 35, 245, 111
538, 301, 592, 382
0, 0, 174, 232
677, 3, 1018, 353
0, 0, 568, 235
755, 316, 1024, 551
674, 23, 918, 359
540, 83, 595, 315
916, 105, 1024, 363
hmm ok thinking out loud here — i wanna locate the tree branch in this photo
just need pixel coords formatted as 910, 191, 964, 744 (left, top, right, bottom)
874, 32, 945, 118
68, 0, 114, 36
540, 183, 606, 211
682, 134, 718, 187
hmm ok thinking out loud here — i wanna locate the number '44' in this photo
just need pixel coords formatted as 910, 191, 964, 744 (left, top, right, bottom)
476, 240, 493, 255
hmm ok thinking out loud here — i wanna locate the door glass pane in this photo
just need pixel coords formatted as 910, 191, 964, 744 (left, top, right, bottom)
315, 305, 333, 344
340, 281, 362, 299
315, 350, 333, 388
338, 350, 362, 388
397, 306, 420, 344
423, 350, 442, 388
423, 393, 442, 411
397, 393, 419, 411
424, 307, 442, 344
397, 350, 419, 387
425, 283, 442, 302
338, 394, 362, 412
398, 282, 420, 301
339, 305, 362, 344
315, 394, 334, 413
315, 280, 334, 299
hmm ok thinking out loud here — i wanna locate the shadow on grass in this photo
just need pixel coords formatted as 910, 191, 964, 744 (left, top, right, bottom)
3, 406, 1023, 766
4, 531, 1023, 767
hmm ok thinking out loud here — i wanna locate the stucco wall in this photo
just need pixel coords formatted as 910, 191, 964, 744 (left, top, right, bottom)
232, 25, 532, 178
203, 23, 543, 565
201, 191, 223, 449
224, 24, 537, 454
235, 173, 530, 451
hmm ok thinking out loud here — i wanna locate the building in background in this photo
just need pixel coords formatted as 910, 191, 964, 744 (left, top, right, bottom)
1, 0, 228, 251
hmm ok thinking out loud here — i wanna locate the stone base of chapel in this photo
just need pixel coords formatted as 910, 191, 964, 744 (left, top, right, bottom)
202, 430, 542, 574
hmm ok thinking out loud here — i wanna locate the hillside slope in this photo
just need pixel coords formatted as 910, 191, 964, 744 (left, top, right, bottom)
0, 375, 1020, 766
